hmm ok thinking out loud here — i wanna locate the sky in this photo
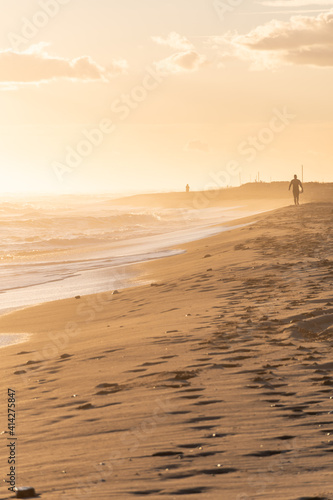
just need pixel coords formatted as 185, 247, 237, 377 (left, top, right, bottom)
1, 0, 333, 194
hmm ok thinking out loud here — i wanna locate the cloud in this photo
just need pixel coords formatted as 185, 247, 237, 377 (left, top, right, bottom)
215, 9, 333, 68
153, 32, 209, 74
185, 139, 210, 153
152, 32, 194, 51
156, 50, 209, 74
0, 44, 128, 86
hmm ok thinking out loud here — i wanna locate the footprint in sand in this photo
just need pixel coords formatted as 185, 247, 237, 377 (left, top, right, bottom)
246, 450, 289, 457
273, 435, 296, 440
227, 355, 253, 361
164, 370, 199, 381
177, 443, 203, 449
178, 388, 205, 393
77, 403, 95, 410
181, 395, 203, 400
140, 361, 168, 367
159, 471, 196, 480
127, 368, 147, 373
196, 451, 221, 458
192, 425, 217, 431
186, 416, 221, 424
95, 383, 123, 395
167, 487, 210, 495
200, 467, 237, 475
104, 348, 124, 354
96, 389, 122, 395
210, 363, 241, 369
131, 490, 163, 496
294, 497, 329, 500
194, 399, 223, 406
187, 362, 213, 368
60, 353, 72, 360
152, 451, 184, 457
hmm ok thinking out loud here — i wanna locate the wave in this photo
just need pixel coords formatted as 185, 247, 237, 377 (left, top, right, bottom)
0, 199, 239, 263
0, 205, 183, 258
0, 228, 162, 256
0, 212, 164, 226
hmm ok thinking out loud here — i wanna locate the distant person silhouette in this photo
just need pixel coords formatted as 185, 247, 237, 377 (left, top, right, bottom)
289, 174, 303, 205
186, 184, 190, 194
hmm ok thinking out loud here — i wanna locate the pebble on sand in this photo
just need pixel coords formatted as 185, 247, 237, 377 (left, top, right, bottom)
113, 290, 119, 295
15, 486, 37, 498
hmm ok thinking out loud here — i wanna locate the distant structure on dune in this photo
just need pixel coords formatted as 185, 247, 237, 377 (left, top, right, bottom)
186, 184, 190, 193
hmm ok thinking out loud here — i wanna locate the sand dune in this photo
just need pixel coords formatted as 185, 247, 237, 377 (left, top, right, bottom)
113, 182, 333, 209
0, 202, 332, 500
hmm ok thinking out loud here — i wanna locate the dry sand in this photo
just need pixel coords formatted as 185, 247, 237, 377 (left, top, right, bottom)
1, 202, 333, 500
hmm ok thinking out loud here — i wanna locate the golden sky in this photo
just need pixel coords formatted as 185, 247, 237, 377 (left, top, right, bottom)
1, 0, 333, 193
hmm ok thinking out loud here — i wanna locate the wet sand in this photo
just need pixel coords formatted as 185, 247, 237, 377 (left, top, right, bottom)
0, 202, 332, 500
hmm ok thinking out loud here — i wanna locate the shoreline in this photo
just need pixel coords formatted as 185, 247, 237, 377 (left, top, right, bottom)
0, 220, 252, 346
1, 202, 332, 499
0, 333, 30, 349
0, 202, 276, 334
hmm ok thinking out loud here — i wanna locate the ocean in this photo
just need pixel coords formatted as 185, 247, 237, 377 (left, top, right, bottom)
0, 194, 256, 320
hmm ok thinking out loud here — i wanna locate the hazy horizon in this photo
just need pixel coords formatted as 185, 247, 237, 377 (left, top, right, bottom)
1, 0, 333, 194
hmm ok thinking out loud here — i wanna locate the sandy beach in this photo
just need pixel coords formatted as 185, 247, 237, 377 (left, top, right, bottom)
2, 0, 333, 498
1, 201, 332, 500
